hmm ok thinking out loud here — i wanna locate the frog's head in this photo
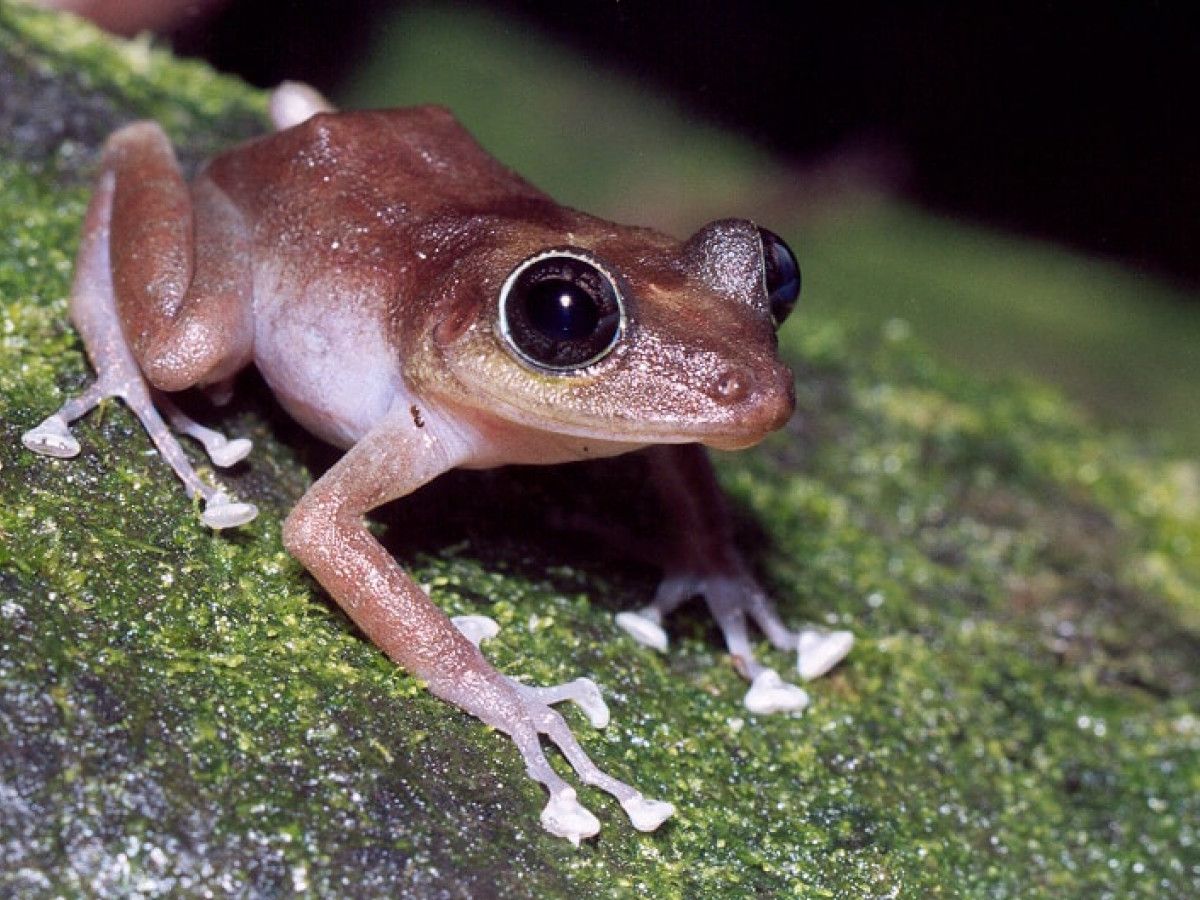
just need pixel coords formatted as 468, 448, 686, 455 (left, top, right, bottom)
413, 210, 800, 453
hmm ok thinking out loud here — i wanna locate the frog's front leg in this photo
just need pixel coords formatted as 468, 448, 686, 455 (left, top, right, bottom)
21, 122, 256, 528
615, 444, 853, 714
282, 411, 673, 844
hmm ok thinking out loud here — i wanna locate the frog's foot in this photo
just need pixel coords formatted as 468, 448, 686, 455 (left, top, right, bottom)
127, 387, 257, 529
452, 616, 610, 727
515, 700, 675, 844
624, 567, 853, 711
202, 490, 259, 530
25, 378, 257, 531
156, 390, 252, 468
451, 615, 674, 844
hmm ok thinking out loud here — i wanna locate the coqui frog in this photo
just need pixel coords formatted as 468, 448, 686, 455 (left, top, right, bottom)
22, 83, 853, 843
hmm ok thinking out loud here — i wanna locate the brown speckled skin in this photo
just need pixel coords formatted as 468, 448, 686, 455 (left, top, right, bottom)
61, 97, 808, 838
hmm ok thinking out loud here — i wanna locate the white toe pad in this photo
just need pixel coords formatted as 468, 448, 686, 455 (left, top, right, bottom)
541, 790, 600, 846
451, 615, 501, 646
208, 437, 252, 468
570, 678, 610, 729
796, 628, 854, 681
270, 81, 335, 129
22, 415, 80, 458
621, 793, 675, 832
744, 669, 810, 715
615, 610, 669, 651
201, 493, 258, 530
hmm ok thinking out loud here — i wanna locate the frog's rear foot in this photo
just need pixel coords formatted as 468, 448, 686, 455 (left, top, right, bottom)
23, 379, 257, 531
156, 390, 252, 468
202, 490, 258, 530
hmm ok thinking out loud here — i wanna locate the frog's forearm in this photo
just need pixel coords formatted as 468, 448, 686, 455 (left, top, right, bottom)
281, 414, 489, 688
284, 500, 485, 683
279, 413, 673, 840
644, 443, 737, 562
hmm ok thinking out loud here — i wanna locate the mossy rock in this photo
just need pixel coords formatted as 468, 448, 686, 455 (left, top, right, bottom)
2, 4, 1198, 897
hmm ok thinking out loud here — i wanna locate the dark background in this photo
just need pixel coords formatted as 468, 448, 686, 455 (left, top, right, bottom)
173, 1, 1199, 289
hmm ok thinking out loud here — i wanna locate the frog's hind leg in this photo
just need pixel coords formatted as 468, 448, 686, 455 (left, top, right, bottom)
22, 125, 257, 530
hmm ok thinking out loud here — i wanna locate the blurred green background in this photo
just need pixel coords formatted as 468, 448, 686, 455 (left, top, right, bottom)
338, 5, 1200, 455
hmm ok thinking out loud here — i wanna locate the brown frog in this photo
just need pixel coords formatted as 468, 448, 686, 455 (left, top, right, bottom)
22, 83, 852, 843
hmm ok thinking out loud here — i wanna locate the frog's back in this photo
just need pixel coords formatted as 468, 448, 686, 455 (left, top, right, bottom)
205, 107, 548, 230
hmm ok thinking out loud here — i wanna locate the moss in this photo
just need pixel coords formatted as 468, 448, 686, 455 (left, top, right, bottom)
2, 3, 1198, 897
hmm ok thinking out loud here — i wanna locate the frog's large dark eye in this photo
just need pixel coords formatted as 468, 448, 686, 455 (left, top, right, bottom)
498, 250, 625, 371
758, 227, 801, 327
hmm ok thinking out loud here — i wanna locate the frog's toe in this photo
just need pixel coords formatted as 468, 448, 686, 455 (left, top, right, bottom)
270, 81, 335, 130
201, 491, 258, 529
22, 415, 81, 458
552, 677, 610, 728
207, 435, 252, 468
565, 678, 610, 729
621, 793, 676, 832
796, 627, 855, 681
615, 608, 669, 651
540, 789, 601, 846
512, 676, 610, 729
743, 669, 810, 715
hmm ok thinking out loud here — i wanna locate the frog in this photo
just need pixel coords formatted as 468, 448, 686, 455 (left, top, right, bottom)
21, 82, 853, 843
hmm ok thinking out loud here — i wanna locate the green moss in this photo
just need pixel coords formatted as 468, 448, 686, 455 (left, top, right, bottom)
2, 3, 1198, 897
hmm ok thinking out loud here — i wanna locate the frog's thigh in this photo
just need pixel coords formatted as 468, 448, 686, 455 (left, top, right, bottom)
105, 122, 253, 393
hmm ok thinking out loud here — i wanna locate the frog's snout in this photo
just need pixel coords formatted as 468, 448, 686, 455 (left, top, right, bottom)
706, 360, 795, 440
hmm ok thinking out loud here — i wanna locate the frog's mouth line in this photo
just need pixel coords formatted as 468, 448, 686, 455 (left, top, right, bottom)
454, 376, 781, 453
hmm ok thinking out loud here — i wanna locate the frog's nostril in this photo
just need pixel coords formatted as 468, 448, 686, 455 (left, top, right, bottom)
710, 367, 751, 405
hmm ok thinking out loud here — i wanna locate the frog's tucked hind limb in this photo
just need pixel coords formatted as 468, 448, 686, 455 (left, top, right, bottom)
27, 82, 325, 497
21, 125, 257, 529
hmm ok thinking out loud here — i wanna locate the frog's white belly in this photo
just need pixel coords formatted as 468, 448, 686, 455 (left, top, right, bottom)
251, 271, 411, 449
